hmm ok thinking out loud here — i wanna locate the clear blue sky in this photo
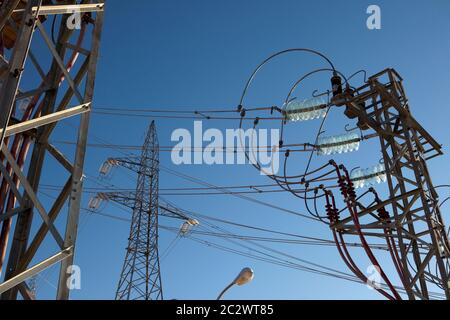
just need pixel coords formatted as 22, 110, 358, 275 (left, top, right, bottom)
11, 0, 450, 299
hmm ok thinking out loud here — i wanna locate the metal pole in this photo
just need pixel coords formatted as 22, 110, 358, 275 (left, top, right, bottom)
217, 282, 234, 300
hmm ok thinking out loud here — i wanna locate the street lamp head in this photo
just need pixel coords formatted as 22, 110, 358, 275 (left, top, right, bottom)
217, 267, 254, 300
233, 267, 254, 286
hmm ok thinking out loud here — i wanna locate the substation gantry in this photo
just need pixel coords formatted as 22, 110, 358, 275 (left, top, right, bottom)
236, 49, 450, 300
0, 0, 104, 300
331, 68, 450, 300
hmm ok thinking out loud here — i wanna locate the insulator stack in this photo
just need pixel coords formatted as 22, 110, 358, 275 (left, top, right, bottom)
180, 222, 191, 236
99, 158, 120, 176
317, 132, 360, 156
325, 192, 340, 224
350, 164, 387, 189
345, 178, 357, 202
377, 207, 390, 222
284, 97, 327, 122
179, 219, 199, 236
338, 176, 348, 200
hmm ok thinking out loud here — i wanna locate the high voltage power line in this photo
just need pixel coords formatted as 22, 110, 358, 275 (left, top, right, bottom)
81, 205, 445, 300
58, 120, 330, 222
57, 123, 393, 296
46, 114, 450, 300
58, 96, 450, 300
51, 140, 317, 153
48, 55, 450, 300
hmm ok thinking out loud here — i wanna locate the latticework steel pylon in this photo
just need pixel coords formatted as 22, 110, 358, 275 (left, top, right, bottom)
115, 121, 163, 300
0, 0, 104, 300
332, 68, 450, 299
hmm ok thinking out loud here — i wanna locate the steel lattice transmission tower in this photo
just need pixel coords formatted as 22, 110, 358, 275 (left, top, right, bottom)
114, 121, 163, 300
0, 1, 104, 300
91, 120, 196, 299
332, 68, 450, 299
91, 122, 195, 299
236, 48, 450, 299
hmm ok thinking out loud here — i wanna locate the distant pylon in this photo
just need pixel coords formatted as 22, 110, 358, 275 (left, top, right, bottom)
115, 121, 163, 300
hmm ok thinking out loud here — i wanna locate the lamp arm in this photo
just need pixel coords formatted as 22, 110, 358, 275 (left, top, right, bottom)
216, 282, 235, 300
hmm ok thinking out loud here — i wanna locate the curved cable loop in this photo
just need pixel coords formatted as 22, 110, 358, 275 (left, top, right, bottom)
235, 49, 352, 204
239, 48, 337, 107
